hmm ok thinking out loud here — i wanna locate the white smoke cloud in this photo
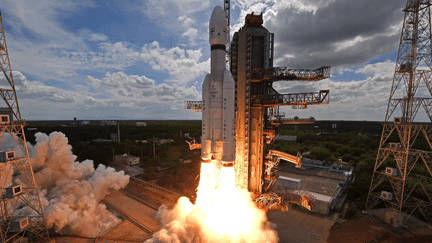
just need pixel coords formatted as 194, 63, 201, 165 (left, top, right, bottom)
8, 132, 130, 236
0, 163, 13, 190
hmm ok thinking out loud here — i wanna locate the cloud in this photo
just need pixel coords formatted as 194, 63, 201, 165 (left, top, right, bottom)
0, 71, 201, 120
179, 16, 195, 26
2, 0, 95, 43
89, 72, 200, 101
0, 0, 421, 121
355, 60, 395, 82
2, 0, 207, 84
140, 41, 210, 84
144, 0, 211, 18
85, 72, 201, 118
182, 28, 199, 44
143, 0, 212, 46
11, 71, 79, 103
231, 0, 405, 72
79, 29, 109, 42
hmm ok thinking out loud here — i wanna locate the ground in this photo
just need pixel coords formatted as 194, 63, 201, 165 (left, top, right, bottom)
267, 206, 338, 243
327, 209, 432, 243
267, 207, 432, 243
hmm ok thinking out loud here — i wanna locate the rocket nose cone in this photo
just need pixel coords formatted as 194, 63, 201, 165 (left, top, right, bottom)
209, 6, 228, 45
210, 6, 227, 29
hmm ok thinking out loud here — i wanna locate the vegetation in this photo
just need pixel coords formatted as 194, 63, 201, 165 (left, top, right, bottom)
343, 203, 358, 219
24, 119, 388, 208
273, 121, 383, 209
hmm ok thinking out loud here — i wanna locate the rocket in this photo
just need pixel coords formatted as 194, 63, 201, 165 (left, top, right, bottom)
201, 6, 235, 167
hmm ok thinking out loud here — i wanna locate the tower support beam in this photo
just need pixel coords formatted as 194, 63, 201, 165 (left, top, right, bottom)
366, 0, 432, 226
0, 11, 50, 242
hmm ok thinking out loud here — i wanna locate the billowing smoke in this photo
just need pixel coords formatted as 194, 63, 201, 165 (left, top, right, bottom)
3, 132, 130, 236
146, 164, 278, 243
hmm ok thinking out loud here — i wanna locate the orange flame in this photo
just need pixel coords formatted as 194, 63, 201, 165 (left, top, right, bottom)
193, 162, 279, 242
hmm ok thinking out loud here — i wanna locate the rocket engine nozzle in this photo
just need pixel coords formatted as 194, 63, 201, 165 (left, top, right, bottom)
222, 162, 234, 167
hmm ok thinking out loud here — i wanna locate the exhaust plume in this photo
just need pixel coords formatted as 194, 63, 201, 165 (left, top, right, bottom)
146, 163, 278, 243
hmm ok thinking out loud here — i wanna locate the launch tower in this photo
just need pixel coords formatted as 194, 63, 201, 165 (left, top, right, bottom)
231, 13, 330, 194
186, 8, 331, 197
0, 11, 50, 242
366, 0, 432, 226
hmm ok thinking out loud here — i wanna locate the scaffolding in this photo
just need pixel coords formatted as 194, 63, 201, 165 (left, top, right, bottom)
366, 0, 432, 226
0, 10, 50, 242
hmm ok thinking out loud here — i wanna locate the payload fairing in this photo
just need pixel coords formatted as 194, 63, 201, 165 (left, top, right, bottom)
201, 6, 235, 167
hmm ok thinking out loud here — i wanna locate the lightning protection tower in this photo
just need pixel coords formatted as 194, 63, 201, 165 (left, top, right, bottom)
366, 0, 432, 226
0, 10, 50, 242
224, 0, 231, 67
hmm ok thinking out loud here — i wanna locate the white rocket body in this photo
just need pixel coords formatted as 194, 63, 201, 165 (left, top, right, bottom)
201, 6, 235, 167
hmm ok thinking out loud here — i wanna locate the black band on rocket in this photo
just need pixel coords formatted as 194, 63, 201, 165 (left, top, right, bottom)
211, 45, 226, 51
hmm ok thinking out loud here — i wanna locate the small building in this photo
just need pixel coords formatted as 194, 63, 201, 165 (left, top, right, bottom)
114, 154, 140, 166
0, 107, 13, 123
154, 137, 175, 145
111, 133, 118, 142
275, 176, 301, 190
92, 138, 111, 143
277, 135, 297, 142
136, 122, 147, 127
79, 121, 90, 125
275, 166, 352, 215
101, 120, 117, 126
160, 138, 174, 144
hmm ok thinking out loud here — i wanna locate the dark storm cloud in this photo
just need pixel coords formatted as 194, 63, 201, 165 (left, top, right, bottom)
264, 0, 406, 69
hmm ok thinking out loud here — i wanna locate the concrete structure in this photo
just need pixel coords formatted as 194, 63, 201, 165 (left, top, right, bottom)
275, 176, 301, 190
92, 138, 111, 143
277, 135, 297, 142
301, 159, 353, 176
267, 208, 338, 243
153, 138, 174, 145
114, 154, 140, 166
110, 133, 118, 142
231, 13, 330, 195
232, 12, 273, 192
201, 6, 236, 167
136, 122, 146, 126
276, 166, 351, 215
101, 120, 117, 126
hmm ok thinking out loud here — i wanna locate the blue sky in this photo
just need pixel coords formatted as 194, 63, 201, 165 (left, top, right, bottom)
1, 0, 427, 121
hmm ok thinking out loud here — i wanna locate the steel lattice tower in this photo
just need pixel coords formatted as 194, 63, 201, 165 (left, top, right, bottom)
366, 0, 432, 226
0, 11, 50, 242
